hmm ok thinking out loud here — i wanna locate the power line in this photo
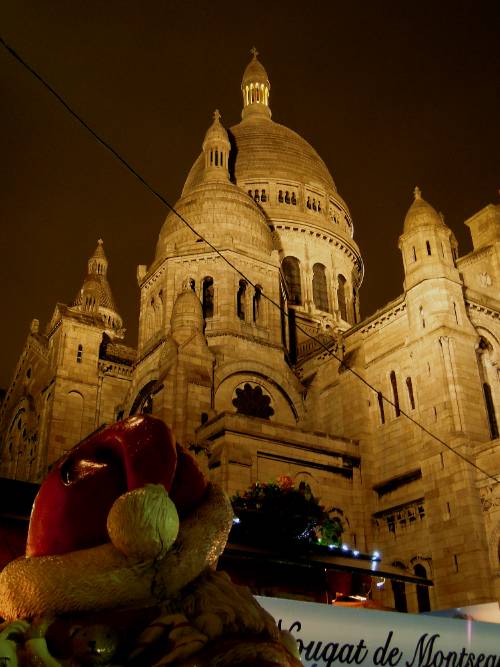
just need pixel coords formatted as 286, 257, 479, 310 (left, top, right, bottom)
2, 35, 499, 486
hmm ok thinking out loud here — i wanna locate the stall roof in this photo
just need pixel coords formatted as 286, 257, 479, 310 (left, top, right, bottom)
224, 543, 433, 587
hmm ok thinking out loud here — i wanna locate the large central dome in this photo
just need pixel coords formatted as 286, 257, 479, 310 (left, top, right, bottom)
183, 115, 337, 197
156, 50, 362, 327
182, 49, 338, 199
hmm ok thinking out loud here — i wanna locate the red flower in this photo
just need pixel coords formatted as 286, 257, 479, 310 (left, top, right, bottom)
277, 475, 294, 490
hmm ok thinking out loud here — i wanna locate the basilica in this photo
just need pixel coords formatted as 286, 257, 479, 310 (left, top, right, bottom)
1, 52, 499, 612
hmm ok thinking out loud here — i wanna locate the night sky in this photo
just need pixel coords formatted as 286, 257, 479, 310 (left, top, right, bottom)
1, 1, 499, 389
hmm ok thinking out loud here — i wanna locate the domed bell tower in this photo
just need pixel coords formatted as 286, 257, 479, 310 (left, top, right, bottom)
241, 47, 271, 120
398, 187, 466, 336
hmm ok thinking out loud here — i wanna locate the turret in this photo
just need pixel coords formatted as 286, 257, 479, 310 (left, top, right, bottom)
202, 110, 231, 182
399, 187, 460, 292
399, 188, 468, 337
72, 239, 123, 332
241, 47, 271, 120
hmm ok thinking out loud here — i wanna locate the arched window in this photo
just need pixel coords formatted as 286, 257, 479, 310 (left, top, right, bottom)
426, 241, 432, 256
391, 581, 407, 612
76, 344, 83, 363
352, 288, 358, 324
477, 337, 499, 439
99, 333, 110, 360
390, 371, 400, 417
280, 289, 287, 348
65, 391, 84, 444
337, 275, 347, 321
483, 383, 499, 439
202, 277, 214, 319
391, 562, 408, 612
282, 257, 302, 305
378, 392, 385, 425
237, 280, 247, 320
414, 564, 431, 612
419, 306, 426, 328
406, 377, 415, 410
253, 285, 262, 322
312, 263, 329, 312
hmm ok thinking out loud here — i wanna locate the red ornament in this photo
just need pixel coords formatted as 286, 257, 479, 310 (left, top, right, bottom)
27, 415, 180, 558
169, 443, 208, 516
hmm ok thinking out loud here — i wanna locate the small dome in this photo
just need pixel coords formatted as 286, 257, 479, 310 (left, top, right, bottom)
156, 180, 274, 262
92, 238, 106, 260
74, 275, 117, 311
241, 48, 270, 88
171, 286, 204, 341
183, 118, 337, 197
202, 110, 230, 151
403, 187, 444, 234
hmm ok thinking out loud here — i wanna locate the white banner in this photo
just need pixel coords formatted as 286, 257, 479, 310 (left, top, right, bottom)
257, 596, 500, 667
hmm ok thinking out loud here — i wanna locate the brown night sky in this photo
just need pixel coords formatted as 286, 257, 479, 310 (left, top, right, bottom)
1, 1, 499, 389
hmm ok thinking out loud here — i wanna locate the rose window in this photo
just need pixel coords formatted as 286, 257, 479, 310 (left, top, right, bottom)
232, 383, 274, 419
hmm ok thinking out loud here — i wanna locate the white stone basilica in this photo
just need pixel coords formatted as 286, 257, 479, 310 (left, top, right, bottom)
1, 51, 499, 612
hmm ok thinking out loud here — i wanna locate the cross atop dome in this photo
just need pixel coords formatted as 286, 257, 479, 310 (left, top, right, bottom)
250, 46, 259, 58
213, 109, 221, 123
90, 238, 107, 266
403, 187, 445, 235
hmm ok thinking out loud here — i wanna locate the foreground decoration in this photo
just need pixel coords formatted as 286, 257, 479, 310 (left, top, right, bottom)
0, 415, 302, 666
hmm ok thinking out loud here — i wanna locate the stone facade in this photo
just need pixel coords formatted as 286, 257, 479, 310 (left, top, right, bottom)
1, 52, 499, 612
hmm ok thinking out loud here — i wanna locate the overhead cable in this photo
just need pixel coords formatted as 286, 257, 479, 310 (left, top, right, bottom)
2, 35, 498, 485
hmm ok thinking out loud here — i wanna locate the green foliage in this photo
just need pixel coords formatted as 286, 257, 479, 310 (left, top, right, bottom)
231, 475, 343, 550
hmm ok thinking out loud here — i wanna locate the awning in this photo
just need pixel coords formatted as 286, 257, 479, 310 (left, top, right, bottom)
223, 543, 433, 587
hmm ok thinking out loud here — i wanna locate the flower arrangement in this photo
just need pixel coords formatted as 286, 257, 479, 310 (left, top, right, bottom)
230, 475, 343, 551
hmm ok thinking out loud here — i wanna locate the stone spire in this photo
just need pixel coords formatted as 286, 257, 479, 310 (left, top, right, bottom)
241, 47, 271, 120
87, 238, 108, 276
202, 110, 231, 182
72, 239, 123, 331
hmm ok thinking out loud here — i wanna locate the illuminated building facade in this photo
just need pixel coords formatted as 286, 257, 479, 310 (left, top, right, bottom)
1, 52, 499, 611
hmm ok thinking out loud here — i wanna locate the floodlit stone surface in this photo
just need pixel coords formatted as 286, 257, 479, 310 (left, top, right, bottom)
1, 51, 499, 612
